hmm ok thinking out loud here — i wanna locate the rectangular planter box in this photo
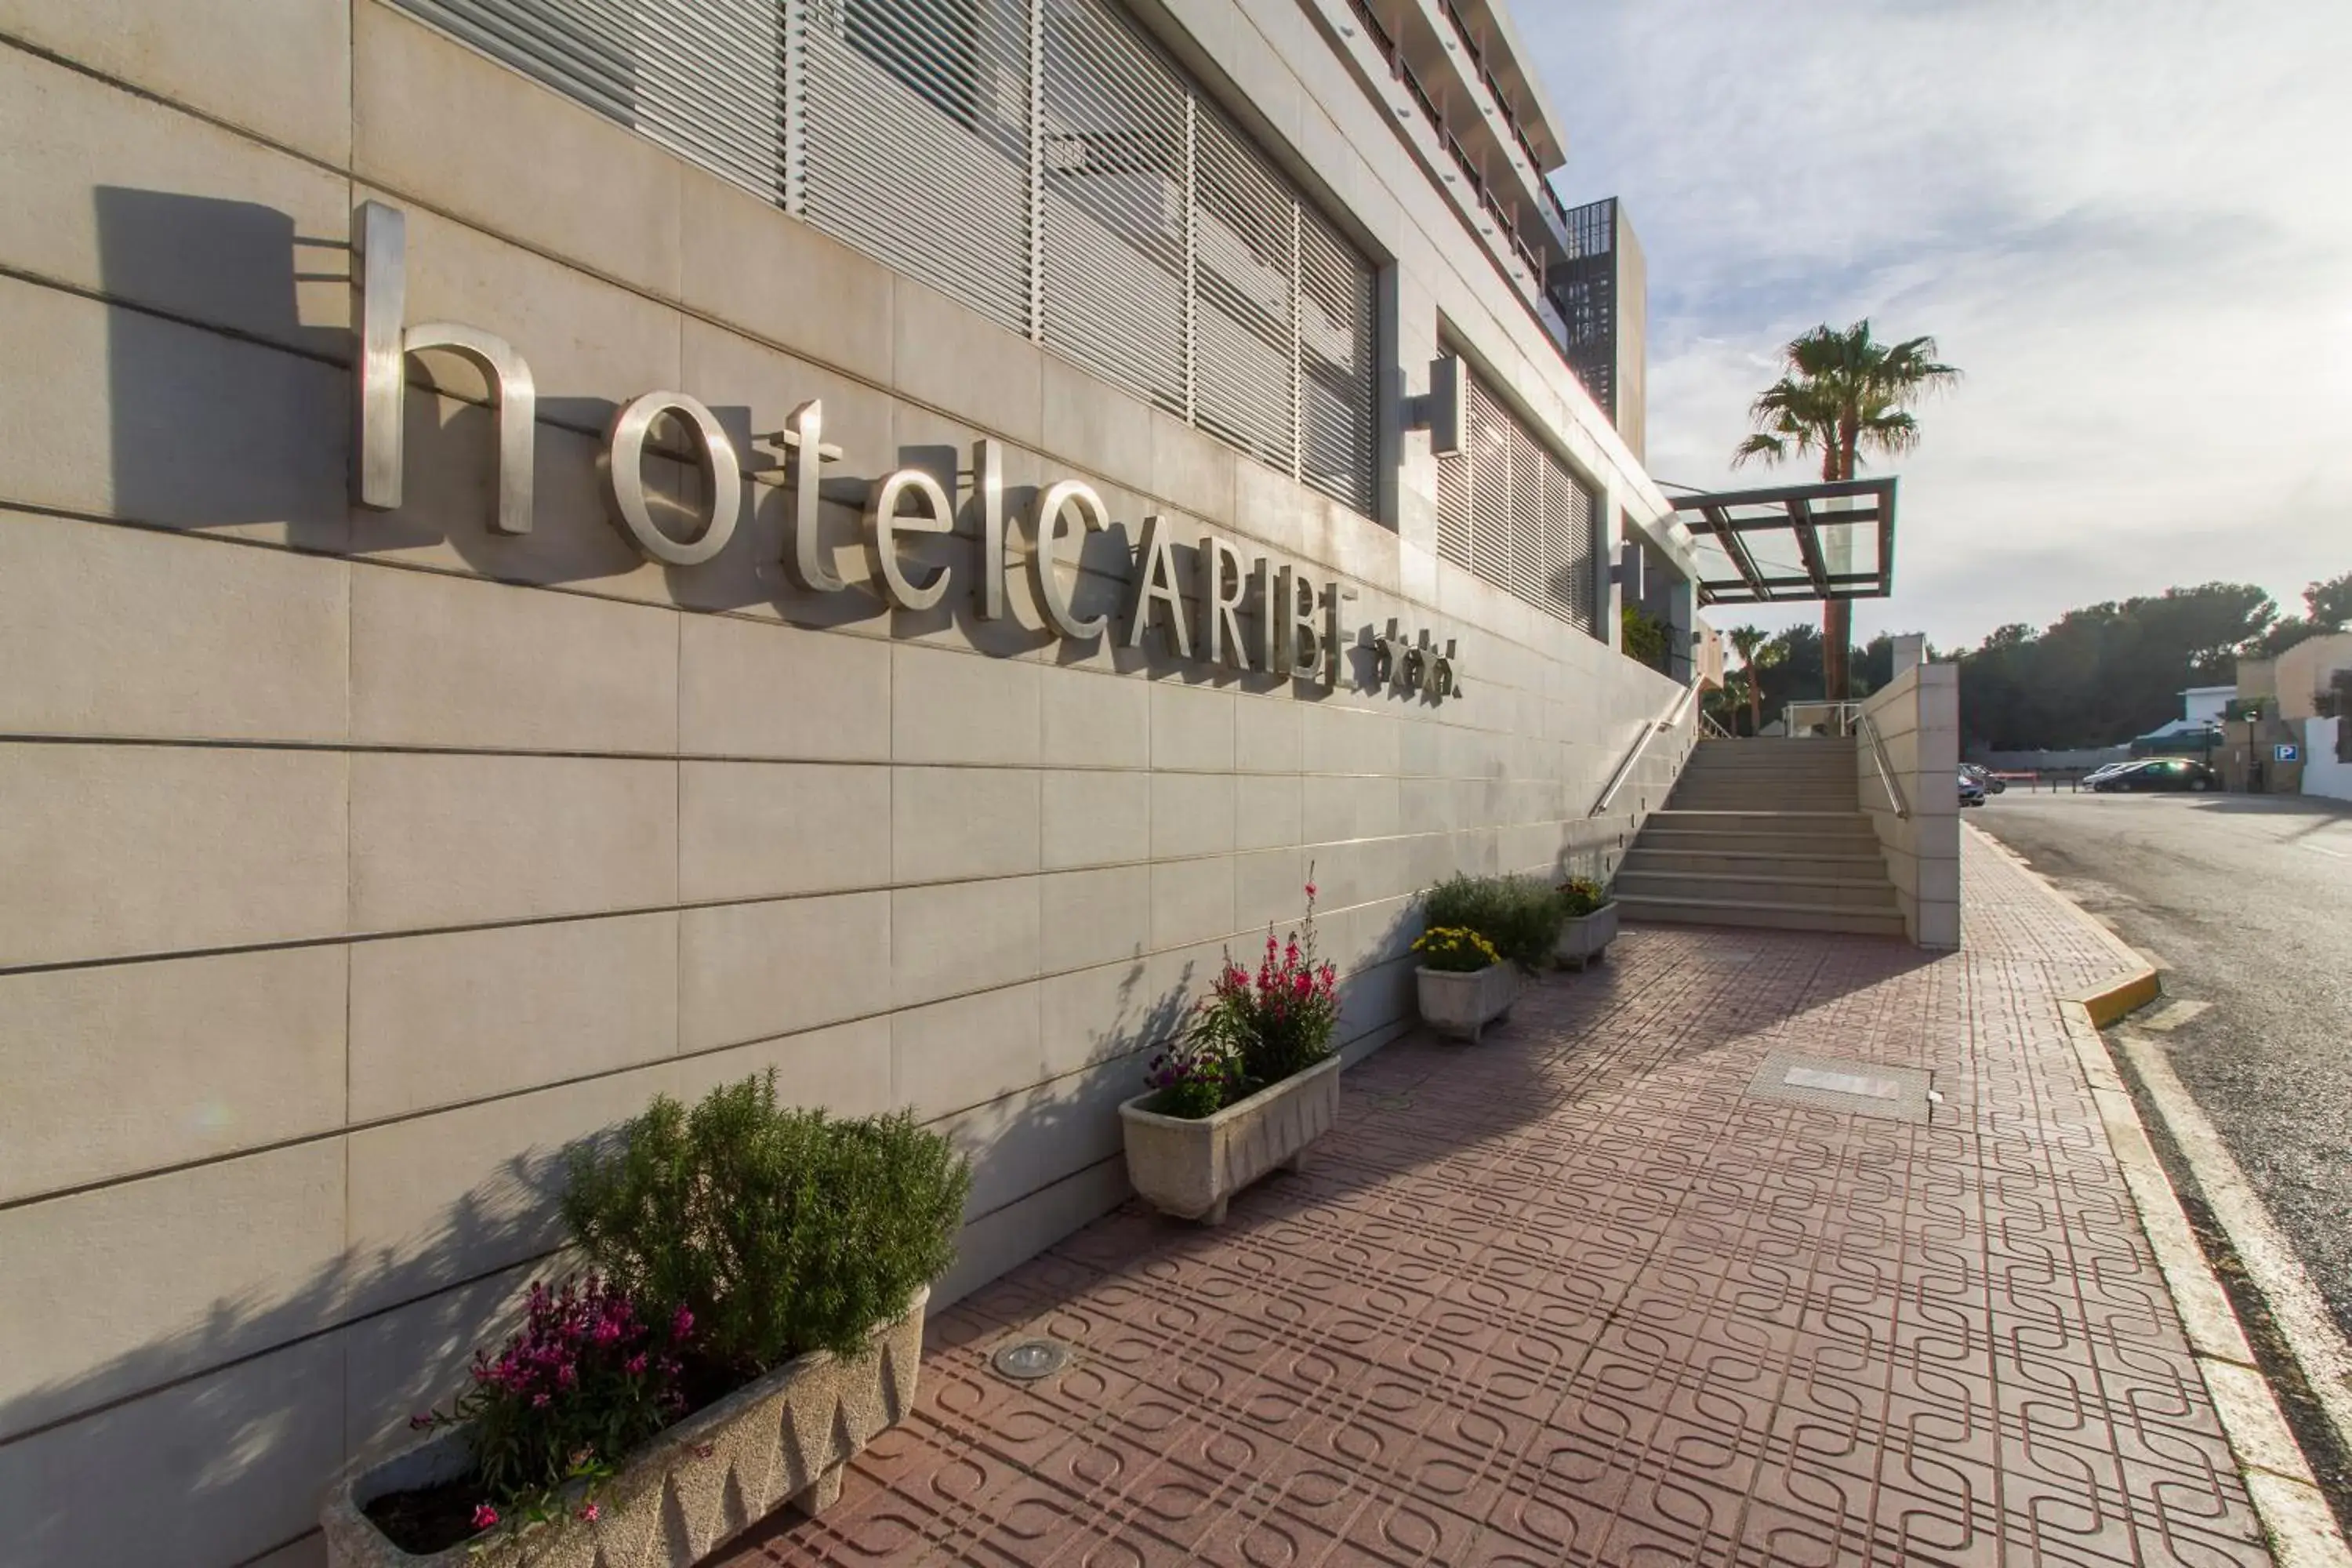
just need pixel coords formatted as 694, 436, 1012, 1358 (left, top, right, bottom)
1119, 1054, 1341, 1225
1417, 963, 1519, 1042
322, 1287, 928, 1568
1555, 902, 1619, 970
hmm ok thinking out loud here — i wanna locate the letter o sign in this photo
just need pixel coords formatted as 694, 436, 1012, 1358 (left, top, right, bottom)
602, 391, 742, 567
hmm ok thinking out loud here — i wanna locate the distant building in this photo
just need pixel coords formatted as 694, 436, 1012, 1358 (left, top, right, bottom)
2180, 684, 2235, 726
1548, 197, 1647, 462
2228, 633, 2352, 797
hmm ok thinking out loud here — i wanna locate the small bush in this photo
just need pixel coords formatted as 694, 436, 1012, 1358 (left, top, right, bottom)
1142, 1035, 1245, 1120
1422, 873, 1563, 969
1145, 880, 1340, 1120
562, 1073, 970, 1369
1557, 876, 1610, 919
404, 1274, 689, 1536
1414, 925, 1500, 973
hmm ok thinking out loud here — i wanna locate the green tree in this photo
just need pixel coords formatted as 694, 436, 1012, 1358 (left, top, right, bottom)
2303, 570, 2352, 630
1731, 321, 1959, 701
1725, 625, 1781, 735
1954, 583, 2277, 750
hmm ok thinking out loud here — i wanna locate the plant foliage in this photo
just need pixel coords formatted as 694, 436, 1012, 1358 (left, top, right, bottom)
408, 1274, 689, 1534
563, 1073, 970, 1367
1145, 880, 1339, 1120
1557, 877, 1610, 919
1422, 872, 1563, 971
1413, 925, 1500, 974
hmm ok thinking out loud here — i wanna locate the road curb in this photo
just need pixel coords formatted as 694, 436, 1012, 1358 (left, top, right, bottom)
1969, 824, 2352, 1566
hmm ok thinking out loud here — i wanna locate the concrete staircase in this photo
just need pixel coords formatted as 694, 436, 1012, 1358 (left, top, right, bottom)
1616, 737, 1904, 937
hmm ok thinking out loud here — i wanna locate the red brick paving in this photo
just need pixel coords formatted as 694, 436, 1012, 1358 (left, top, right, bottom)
713, 836, 2270, 1566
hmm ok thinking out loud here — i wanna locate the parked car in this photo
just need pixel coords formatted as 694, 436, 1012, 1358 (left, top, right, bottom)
1960, 763, 2006, 794
2088, 758, 2220, 793
1958, 771, 1988, 808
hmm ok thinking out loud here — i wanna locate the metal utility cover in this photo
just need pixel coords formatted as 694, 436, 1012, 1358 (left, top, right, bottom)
1745, 1051, 1935, 1123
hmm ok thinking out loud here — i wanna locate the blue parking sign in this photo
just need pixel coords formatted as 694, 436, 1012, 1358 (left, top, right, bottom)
2275, 742, 2300, 763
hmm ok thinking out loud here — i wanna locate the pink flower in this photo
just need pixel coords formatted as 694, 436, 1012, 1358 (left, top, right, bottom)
1304, 882, 1316, 898
625, 1352, 648, 1376
578, 1502, 601, 1523
532, 1392, 551, 1408
672, 1305, 695, 1340
472, 1504, 500, 1531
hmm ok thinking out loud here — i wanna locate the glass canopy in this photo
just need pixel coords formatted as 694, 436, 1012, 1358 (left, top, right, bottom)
1668, 477, 1896, 606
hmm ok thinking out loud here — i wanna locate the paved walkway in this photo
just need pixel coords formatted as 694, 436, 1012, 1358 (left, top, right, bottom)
717, 835, 2270, 1566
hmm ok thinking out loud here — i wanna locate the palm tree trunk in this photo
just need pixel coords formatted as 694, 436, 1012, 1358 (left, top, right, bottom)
1819, 433, 1857, 702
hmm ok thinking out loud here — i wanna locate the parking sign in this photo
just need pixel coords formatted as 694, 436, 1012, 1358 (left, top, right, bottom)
2275, 742, 2300, 763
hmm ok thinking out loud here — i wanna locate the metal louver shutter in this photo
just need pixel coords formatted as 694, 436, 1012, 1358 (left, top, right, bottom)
1038, 0, 1187, 414
804, 0, 1032, 336
1298, 204, 1376, 516
389, 0, 1382, 520
1190, 107, 1296, 479
1433, 361, 1600, 637
397, 0, 784, 198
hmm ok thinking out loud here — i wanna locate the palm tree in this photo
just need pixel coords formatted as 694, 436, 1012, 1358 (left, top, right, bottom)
1732, 321, 1958, 699
1726, 625, 1781, 735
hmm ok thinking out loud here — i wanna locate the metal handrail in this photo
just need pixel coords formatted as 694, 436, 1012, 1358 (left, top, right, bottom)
1857, 710, 1911, 821
1590, 682, 1697, 816
1699, 710, 1733, 741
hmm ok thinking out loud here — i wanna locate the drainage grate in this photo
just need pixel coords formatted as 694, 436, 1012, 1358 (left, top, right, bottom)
989, 1337, 1071, 1381
1744, 1051, 1936, 1123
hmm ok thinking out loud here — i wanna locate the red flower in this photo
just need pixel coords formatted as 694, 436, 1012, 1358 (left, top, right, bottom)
472, 1503, 500, 1531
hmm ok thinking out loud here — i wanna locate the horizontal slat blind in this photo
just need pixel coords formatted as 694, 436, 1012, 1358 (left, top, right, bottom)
399, 0, 785, 197
804, 0, 1031, 335
1038, 0, 1187, 414
392, 0, 1381, 517
1438, 366, 1599, 636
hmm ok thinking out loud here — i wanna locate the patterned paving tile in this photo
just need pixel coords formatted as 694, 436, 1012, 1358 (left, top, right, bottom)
710, 837, 2273, 1566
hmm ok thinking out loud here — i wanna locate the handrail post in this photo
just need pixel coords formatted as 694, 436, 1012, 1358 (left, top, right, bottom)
1857, 710, 1910, 821
1590, 683, 1697, 818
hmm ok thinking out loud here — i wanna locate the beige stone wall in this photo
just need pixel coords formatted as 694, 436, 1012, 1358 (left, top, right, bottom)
0, 3, 1692, 1563
1857, 663, 1962, 948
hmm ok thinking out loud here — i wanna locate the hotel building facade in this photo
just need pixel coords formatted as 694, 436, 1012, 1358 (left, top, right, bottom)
0, 0, 1702, 1559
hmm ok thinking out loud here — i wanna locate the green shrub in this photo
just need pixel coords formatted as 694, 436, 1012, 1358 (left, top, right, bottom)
1413, 925, 1500, 973
562, 1073, 970, 1369
1422, 873, 1563, 969
1557, 876, 1610, 918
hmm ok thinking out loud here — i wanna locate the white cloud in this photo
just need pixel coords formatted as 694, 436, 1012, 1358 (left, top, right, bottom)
1517, 0, 2352, 648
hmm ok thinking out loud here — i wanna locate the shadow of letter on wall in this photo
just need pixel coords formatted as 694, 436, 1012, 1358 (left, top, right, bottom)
95, 186, 350, 550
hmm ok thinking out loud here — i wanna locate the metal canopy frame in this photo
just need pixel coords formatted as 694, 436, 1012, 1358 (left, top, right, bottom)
1669, 477, 1897, 606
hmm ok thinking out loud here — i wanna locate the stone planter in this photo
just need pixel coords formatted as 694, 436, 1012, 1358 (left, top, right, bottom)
321, 1287, 928, 1568
1555, 902, 1619, 970
1119, 1054, 1341, 1225
1417, 963, 1520, 1042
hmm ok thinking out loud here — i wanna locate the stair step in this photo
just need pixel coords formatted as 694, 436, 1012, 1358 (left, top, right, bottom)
1671, 788, 1860, 806
1647, 810, 1877, 827
1615, 870, 1897, 910
1619, 895, 1908, 938
1622, 848, 1889, 877
1637, 830, 1885, 855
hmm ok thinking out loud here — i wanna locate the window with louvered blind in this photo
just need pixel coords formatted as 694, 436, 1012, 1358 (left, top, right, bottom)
1435, 365, 1600, 636
391, 0, 1381, 517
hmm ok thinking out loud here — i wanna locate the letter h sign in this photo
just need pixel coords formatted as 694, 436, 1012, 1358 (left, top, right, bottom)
352, 201, 536, 536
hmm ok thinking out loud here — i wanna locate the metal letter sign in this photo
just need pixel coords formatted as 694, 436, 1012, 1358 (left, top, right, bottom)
354, 201, 536, 536
602, 392, 742, 566
345, 200, 1465, 702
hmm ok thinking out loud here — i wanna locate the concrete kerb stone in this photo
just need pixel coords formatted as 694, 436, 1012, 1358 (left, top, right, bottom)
1967, 823, 2352, 1568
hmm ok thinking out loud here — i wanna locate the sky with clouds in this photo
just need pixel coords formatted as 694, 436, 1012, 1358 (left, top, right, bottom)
1513, 0, 2352, 651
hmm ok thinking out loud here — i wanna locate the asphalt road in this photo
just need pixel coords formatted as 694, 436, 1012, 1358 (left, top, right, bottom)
1976, 788, 2352, 1344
